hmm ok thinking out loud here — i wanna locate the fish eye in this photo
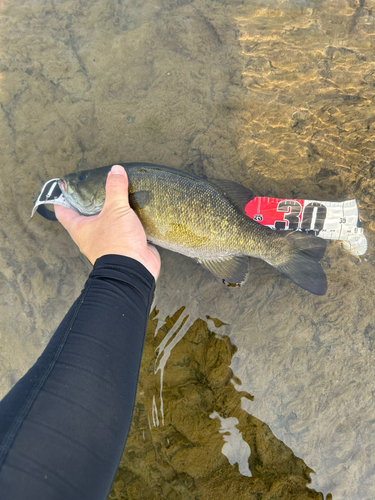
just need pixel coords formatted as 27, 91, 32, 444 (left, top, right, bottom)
78, 174, 86, 181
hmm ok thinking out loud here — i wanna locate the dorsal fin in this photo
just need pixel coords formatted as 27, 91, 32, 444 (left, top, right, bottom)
207, 178, 254, 212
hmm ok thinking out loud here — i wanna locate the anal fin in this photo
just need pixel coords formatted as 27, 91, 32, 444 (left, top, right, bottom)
196, 255, 249, 285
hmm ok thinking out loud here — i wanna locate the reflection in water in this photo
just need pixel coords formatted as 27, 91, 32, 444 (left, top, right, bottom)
209, 411, 252, 478
154, 308, 193, 427
110, 308, 329, 500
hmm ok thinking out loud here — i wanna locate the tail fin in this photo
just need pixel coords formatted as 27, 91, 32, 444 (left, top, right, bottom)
275, 232, 327, 295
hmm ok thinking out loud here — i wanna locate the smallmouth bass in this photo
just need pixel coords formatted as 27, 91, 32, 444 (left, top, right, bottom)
59, 163, 327, 295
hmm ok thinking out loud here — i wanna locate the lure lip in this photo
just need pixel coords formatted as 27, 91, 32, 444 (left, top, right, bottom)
31, 178, 77, 218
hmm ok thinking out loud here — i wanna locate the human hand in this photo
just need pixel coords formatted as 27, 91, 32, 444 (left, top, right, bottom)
55, 165, 161, 280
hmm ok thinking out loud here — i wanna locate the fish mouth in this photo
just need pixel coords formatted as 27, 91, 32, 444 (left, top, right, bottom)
59, 179, 66, 192
58, 177, 74, 195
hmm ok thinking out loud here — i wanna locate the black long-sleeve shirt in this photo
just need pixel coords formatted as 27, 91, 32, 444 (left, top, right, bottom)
0, 255, 155, 500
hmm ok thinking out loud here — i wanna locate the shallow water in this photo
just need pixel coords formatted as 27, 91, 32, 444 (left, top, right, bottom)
1, 0, 375, 498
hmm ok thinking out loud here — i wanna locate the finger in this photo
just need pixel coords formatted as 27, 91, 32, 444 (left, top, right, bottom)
102, 165, 130, 213
147, 244, 160, 261
55, 204, 85, 231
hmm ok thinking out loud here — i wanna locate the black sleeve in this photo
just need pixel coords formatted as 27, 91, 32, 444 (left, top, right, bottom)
0, 255, 155, 500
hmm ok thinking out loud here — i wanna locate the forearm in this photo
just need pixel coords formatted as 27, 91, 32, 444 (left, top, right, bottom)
0, 255, 154, 500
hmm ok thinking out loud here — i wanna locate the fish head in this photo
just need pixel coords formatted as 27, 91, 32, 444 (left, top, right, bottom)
58, 167, 110, 215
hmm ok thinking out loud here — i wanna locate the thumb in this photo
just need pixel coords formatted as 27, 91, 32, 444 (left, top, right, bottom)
102, 165, 130, 213
55, 204, 86, 230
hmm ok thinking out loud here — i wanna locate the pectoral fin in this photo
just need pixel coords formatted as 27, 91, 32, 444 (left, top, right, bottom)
129, 190, 151, 210
197, 255, 249, 285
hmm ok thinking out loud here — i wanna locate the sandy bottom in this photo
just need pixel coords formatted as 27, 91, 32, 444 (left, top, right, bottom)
0, 0, 374, 498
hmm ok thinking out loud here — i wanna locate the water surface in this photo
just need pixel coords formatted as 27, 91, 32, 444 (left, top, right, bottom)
0, 0, 374, 498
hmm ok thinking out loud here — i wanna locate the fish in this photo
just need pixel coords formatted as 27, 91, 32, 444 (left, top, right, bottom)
58, 162, 327, 295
